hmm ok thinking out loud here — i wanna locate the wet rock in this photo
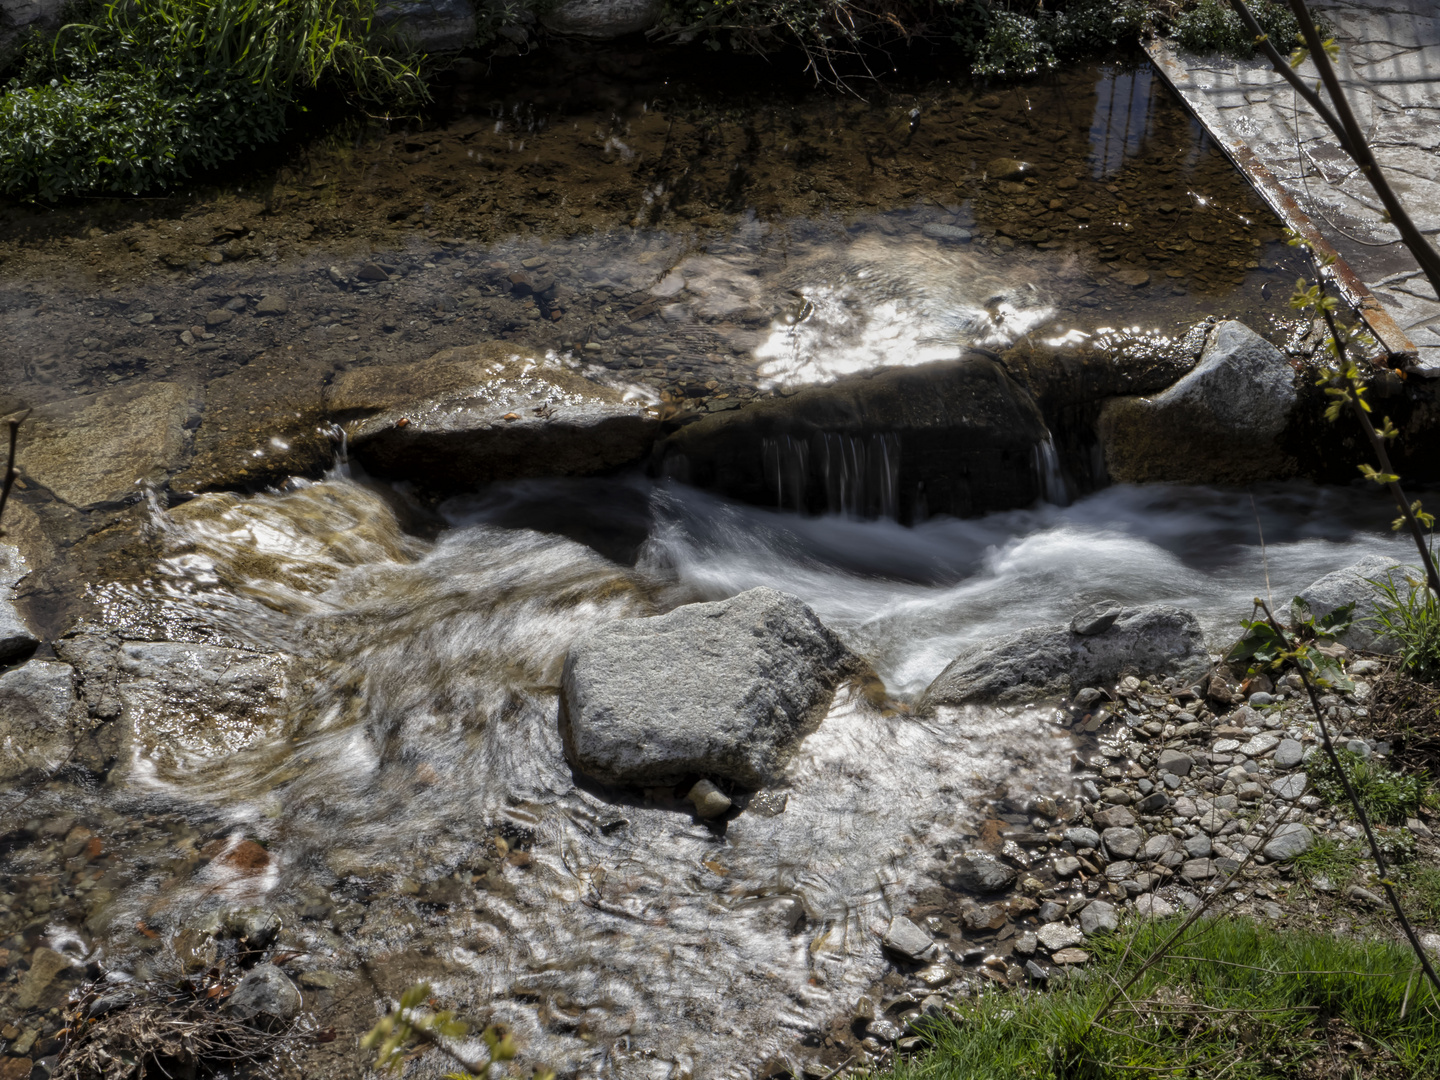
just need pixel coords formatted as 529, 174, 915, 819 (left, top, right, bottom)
686, 779, 732, 819
881, 916, 937, 962
0, 660, 85, 782
1036, 922, 1083, 952
1262, 823, 1314, 861
1099, 320, 1299, 484
919, 604, 1206, 708
1292, 556, 1409, 653
1, 544, 38, 665
17, 947, 75, 1010
921, 222, 973, 242
944, 852, 1018, 895
225, 964, 301, 1021
108, 642, 295, 779
560, 588, 857, 787
1054, 856, 1081, 877
655, 357, 1050, 521
1014, 931, 1038, 956
1070, 600, 1122, 636
376, 0, 477, 51
541, 0, 662, 38
16, 382, 200, 508
333, 343, 660, 494
960, 903, 1008, 932
1079, 900, 1117, 934
987, 157, 1031, 180
1112, 269, 1151, 288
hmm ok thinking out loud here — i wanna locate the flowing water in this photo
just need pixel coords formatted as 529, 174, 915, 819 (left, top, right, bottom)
0, 45, 1416, 1080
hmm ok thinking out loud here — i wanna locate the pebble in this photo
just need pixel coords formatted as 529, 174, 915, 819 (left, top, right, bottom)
921, 222, 973, 242
945, 852, 1018, 894
1079, 900, 1118, 934
1102, 827, 1143, 860
1262, 823, 1314, 861
1052, 947, 1090, 964
1054, 856, 1081, 877
1345, 739, 1372, 759
1274, 739, 1304, 769
686, 779, 732, 819
226, 964, 301, 1021
1092, 806, 1137, 830
1270, 773, 1307, 801
1036, 923, 1084, 952
1157, 748, 1193, 776
882, 916, 937, 963
1238, 732, 1281, 757
1134, 894, 1175, 917
1013, 932, 1038, 956
1064, 826, 1100, 849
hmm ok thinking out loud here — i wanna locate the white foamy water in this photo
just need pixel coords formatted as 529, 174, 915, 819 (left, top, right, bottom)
81, 471, 1415, 1078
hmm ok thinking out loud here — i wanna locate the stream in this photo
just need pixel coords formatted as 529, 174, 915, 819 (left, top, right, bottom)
0, 45, 1423, 1080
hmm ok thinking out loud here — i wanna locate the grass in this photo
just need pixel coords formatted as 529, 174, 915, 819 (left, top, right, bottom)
1293, 834, 1365, 885
1403, 864, 1440, 927
882, 917, 1440, 1080
1370, 567, 1440, 684
1309, 749, 1435, 826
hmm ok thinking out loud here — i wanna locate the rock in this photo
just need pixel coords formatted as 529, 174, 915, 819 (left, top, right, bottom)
944, 852, 1018, 895
1101, 786, 1133, 805
987, 158, 1031, 180
1238, 732, 1281, 758
1, 544, 38, 666
1069, 602, 1122, 636
205, 308, 234, 326
686, 779, 732, 819
1134, 894, 1175, 917
1248, 691, 1275, 706
1344, 885, 1384, 907
1064, 826, 1101, 849
332, 344, 661, 494
1102, 827, 1143, 860
1408, 817, 1434, 839
541, 0, 662, 38
1099, 320, 1299, 484
355, 261, 390, 282
1180, 858, 1218, 880
1157, 748, 1193, 776
960, 902, 1008, 932
1135, 791, 1168, 813
225, 964, 301, 1021
881, 916, 937, 963
1037, 923, 1083, 952
920, 604, 1207, 708
654, 357, 1050, 521
1113, 269, 1151, 288
1079, 900, 1118, 934
254, 294, 289, 316
1025, 959, 1049, 981
1346, 738, 1372, 759
1292, 556, 1411, 653
1274, 739, 1304, 769
107, 642, 295, 779
0, 660, 84, 782
1271, 773, 1308, 801
560, 588, 857, 787
1054, 856, 1082, 877
16, 382, 200, 508
17, 947, 74, 1009
1092, 806, 1137, 830
1014, 931, 1038, 956
299, 970, 340, 990
1262, 823, 1314, 861
1051, 947, 1090, 964
1142, 834, 1179, 861
375, 0, 477, 51
921, 222, 973, 242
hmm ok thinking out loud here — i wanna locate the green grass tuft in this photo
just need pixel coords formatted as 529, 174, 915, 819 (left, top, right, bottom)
882, 917, 1440, 1080
1309, 749, 1434, 826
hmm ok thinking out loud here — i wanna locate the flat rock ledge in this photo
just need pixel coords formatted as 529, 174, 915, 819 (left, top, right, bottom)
919, 602, 1208, 709
559, 587, 859, 788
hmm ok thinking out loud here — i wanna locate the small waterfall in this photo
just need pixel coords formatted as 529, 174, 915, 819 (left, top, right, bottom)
1033, 434, 1070, 506
762, 432, 900, 518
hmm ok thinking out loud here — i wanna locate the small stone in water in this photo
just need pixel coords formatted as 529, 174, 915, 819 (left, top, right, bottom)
921, 222, 972, 242
945, 852, 1018, 894
882, 916, 937, 962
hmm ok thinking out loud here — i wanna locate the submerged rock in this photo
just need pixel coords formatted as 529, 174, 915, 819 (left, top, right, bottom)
944, 852, 1018, 895
919, 603, 1207, 708
560, 588, 857, 787
1292, 555, 1409, 653
655, 357, 1050, 520
1098, 320, 1299, 484
332, 343, 660, 494
376, 0, 477, 52
225, 964, 301, 1021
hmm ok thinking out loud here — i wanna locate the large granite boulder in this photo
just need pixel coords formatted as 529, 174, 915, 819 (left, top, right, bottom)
1098, 320, 1299, 484
330, 344, 660, 494
920, 603, 1208, 709
560, 588, 858, 787
1293, 554, 1413, 654
0, 660, 85, 781
541, 0, 662, 38
654, 357, 1051, 520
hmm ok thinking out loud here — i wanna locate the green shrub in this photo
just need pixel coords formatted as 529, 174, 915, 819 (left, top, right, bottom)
1310, 748, 1433, 825
1370, 567, 1440, 682
1173, 0, 1302, 57
0, 0, 426, 199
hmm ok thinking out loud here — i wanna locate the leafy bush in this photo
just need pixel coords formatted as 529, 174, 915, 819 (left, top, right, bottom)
1370, 567, 1440, 682
1173, 0, 1302, 57
1310, 748, 1434, 825
0, 0, 426, 199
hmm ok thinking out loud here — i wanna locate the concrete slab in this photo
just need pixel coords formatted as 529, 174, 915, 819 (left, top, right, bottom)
1146, 0, 1440, 376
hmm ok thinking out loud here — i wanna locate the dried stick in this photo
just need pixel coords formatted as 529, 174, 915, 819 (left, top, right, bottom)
0, 408, 31, 535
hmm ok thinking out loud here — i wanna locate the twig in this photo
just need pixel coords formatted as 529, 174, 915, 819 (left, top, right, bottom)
1254, 598, 1440, 994
0, 408, 31, 535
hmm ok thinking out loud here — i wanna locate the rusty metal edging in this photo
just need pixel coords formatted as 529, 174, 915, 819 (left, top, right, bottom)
1144, 39, 1418, 365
